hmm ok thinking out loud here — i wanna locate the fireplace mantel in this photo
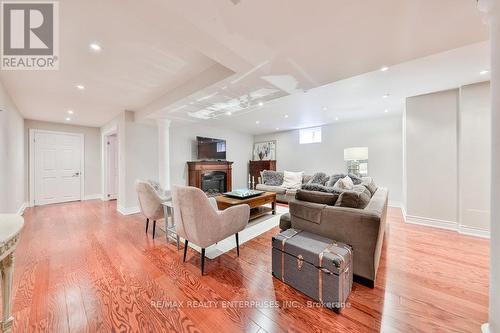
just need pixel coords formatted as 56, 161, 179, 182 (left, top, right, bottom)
187, 161, 233, 193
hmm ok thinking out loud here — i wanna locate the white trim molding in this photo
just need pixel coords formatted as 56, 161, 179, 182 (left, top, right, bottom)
405, 215, 458, 231
405, 214, 490, 238
481, 323, 490, 333
459, 225, 491, 239
117, 205, 140, 216
84, 194, 103, 201
16, 202, 28, 216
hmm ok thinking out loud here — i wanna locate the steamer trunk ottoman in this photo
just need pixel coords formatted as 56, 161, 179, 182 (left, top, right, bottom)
272, 229, 353, 313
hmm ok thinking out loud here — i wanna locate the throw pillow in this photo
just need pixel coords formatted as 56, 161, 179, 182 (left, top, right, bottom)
362, 177, 378, 196
301, 183, 343, 195
333, 175, 354, 191
307, 172, 329, 185
348, 173, 363, 185
282, 171, 304, 189
326, 173, 345, 187
262, 170, 284, 186
335, 187, 370, 209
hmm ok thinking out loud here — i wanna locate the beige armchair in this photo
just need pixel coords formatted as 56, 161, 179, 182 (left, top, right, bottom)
136, 180, 170, 239
172, 185, 250, 275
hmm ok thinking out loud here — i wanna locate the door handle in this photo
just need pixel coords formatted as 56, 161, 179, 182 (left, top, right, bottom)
73, 172, 80, 177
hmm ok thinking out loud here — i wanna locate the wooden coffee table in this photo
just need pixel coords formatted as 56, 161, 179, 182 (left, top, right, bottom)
215, 192, 277, 220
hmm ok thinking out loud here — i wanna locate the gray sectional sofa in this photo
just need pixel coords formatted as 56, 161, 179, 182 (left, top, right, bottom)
256, 174, 312, 203
282, 187, 388, 287
267, 171, 388, 288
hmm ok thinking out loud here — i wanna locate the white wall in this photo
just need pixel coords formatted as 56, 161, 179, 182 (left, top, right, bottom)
254, 115, 403, 203
487, 4, 500, 330
0, 81, 24, 214
405, 89, 459, 225
24, 119, 102, 200
169, 123, 253, 189
405, 83, 491, 236
101, 111, 159, 212
124, 112, 159, 208
459, 82, 491, 235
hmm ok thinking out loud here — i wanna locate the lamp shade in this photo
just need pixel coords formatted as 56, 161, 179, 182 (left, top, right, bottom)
344, 147, 368, 161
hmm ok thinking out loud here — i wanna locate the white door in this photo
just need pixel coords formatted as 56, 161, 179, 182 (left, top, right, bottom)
34, 131, 82, 205
106, 134, 118, 199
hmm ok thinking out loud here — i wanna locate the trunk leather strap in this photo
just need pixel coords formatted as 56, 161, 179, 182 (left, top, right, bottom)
280, 229, 301, 282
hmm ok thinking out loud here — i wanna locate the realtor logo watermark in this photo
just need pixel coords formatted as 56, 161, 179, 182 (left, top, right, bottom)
1, 1, 59, 70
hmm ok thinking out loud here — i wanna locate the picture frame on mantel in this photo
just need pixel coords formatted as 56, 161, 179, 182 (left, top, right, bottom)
253, 141, 276, 161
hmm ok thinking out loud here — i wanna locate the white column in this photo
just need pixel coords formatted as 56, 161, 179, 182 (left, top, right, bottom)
478, 1, 499, 332
158, 119, 171, 191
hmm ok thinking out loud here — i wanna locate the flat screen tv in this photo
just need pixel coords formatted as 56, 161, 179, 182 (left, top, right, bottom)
197, 136, 226, 160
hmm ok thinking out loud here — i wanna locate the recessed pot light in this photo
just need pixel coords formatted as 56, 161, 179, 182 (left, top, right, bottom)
335, 117, 339, 121
284, 114, 289, 118
89, 42, 102, 52
65, 117, 71, 121
255, 120, 260, 124
384, 109, 389, 113
67, 110, 74, 114
322, 106, 328, 111
258, 102, 264, 107
380, 66, 389, 72
382, 94, 390, 99
480, 70, 489, 75
76, 84, 85, 90
225, 111, 232, 116
275, 127, 280, 131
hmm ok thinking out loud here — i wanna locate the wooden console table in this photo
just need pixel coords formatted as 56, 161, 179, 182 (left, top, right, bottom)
0, 215, 24, 333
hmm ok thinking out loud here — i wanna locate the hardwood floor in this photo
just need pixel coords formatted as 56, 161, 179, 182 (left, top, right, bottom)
11, 200, 488, 332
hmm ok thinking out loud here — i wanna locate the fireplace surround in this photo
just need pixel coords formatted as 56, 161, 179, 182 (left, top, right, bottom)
187, 161, 233, 195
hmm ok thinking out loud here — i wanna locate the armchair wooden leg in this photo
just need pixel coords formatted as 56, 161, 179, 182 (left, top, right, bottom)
145, 218, 149, 233
152, 220, 156, 239
235, 233, 240, 257
183, 240, 189, 262
201, 248, 206, 275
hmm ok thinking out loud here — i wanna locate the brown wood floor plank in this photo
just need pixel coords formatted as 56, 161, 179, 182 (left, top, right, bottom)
10, 201, 489, 333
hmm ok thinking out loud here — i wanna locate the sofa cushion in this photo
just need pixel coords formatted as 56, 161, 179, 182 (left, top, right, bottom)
296, 189, 338, 206
282, 171, 304, 189
362, 177, 378, 196
285, 188, 298, 196
279, 213, 292, 230
255, 183, 287, 194
307, 172, 329, 185
261, 170, 283, 186
289, 200, 324, 224
335, 185, 371, 209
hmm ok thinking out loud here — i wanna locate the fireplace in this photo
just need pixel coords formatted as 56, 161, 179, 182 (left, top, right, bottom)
201, 171, 227, 194
187, 161, 233, 195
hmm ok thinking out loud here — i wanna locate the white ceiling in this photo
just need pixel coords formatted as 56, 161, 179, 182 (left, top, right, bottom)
204, 41, 490, 135
0, 0, 489, 130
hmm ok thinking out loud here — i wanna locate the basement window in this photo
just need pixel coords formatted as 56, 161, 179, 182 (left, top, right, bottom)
299, 127, 322, 144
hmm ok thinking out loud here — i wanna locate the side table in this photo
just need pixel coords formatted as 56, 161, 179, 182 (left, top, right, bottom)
162, 201, 180, 250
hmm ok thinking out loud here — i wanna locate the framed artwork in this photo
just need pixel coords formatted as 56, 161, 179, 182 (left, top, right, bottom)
253, 141, 276, 160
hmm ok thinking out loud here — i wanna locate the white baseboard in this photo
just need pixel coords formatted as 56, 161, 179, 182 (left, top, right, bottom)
405, 214, 490, 238
481, 323, 490, 333
117, 205, 140, 215
16, 202, 28, 216
84, 194, 102, 201
388, 200, 403, 208
459, 225, 490, 239
405, 215, 458, 231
